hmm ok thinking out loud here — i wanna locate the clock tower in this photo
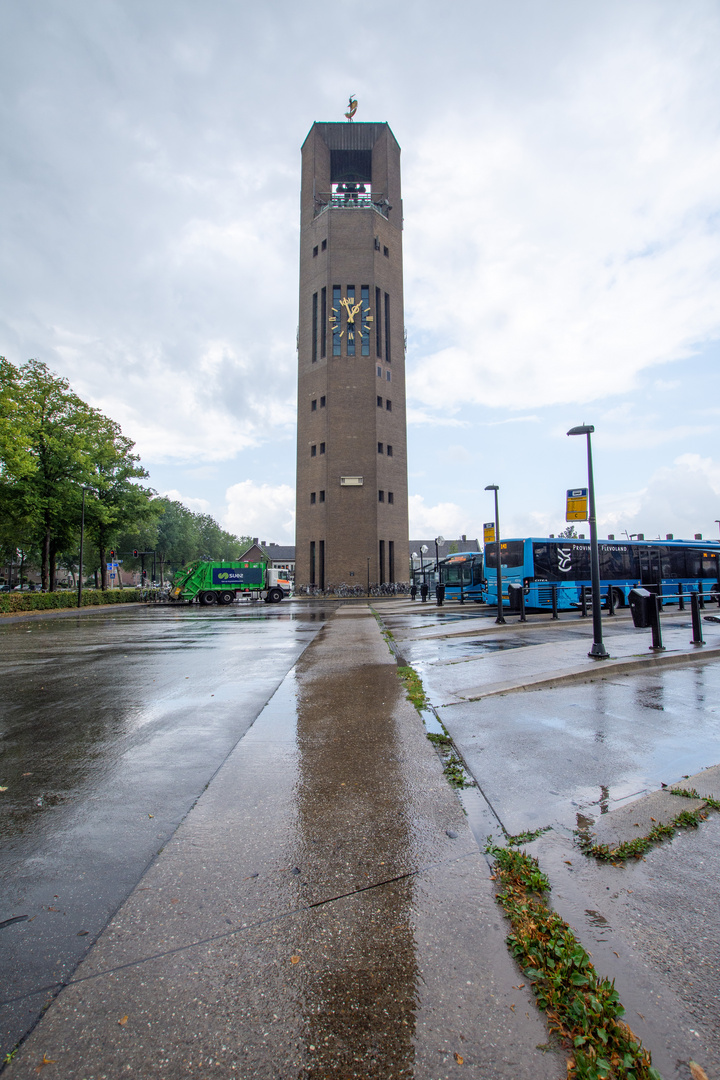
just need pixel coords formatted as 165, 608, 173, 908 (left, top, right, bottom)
295, 121, 409, 591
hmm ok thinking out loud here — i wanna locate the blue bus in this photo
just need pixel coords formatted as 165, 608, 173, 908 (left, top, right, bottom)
484, 538, 720, 611
438, 551, 485, 602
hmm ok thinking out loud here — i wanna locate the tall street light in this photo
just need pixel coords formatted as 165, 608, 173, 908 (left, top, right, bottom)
484, 485, 505, 625
77, 487, 89, 610
420, 544, 429, 582
567, 425, 608, 660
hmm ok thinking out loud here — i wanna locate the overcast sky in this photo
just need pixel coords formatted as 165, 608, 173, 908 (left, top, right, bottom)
3, 0, 720, 547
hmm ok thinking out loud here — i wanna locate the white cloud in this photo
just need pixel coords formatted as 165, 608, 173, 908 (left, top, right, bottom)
408, 494, 475, 539
160, 490, 210, 513
223, 480, 295, 543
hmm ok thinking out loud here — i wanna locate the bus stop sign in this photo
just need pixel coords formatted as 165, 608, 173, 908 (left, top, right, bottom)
566, 488, 588, 521
483, 522, 496, 544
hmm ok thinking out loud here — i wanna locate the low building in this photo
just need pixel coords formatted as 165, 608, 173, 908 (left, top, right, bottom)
239, 539, 296, 581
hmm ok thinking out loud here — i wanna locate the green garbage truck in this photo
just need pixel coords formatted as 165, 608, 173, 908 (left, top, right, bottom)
170, 560, 291, 605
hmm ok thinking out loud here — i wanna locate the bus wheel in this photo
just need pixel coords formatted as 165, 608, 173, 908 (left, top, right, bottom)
219, 591, 235, 605
611, 588, 624, 609
267, 587, 283, 604
200, 591, 216, 605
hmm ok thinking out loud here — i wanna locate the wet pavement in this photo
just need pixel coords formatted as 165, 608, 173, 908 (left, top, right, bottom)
4, 597, 720, 1078
3, 605, 563, 1079
0, 603, 326, 1058
378, 597, 720, 1078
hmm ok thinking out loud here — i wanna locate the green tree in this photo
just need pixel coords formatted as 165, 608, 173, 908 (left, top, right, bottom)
558, 525, 578, 538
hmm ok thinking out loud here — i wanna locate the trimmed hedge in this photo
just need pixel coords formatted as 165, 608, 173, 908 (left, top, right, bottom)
0, 590, 143, 614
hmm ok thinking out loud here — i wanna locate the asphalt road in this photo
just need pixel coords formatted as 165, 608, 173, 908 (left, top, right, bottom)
0, 602, 326, 1057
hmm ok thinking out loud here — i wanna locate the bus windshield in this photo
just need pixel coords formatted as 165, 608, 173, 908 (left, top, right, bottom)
484, 541, 525, 569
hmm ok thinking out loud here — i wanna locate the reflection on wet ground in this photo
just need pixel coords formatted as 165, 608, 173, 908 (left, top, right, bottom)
0, 603, 325, 1057
444, 664, 720, 836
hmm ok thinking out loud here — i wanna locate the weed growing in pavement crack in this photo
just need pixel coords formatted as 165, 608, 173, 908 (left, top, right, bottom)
396, 665, 428, 711
507, 826, 552, 846
485, 842, 662, 1080
579, 790, 720, 863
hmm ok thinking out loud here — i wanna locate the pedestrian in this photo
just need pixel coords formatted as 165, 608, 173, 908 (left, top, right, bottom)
410, 583, 417, 601
420, 581, 429, 603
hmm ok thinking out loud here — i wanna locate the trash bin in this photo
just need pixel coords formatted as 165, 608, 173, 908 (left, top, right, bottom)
508, 582, 523, 613
435, 583, 446, 606
628, 587, 653, 628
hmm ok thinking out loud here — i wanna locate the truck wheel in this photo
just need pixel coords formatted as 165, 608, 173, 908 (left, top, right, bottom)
219, 591, 234, 605
267, 587, 283, 603
200, 591, 216, 605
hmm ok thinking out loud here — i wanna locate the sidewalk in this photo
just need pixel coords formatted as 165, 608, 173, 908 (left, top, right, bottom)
5, 606, 563, 1080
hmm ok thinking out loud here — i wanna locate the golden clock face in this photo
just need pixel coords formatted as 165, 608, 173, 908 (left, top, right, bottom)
328, 296, 373, 343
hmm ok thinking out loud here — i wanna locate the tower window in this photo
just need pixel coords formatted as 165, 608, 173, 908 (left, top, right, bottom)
313, 245, 319, 257
361, 285, 370, 357
375, 286, 382, 358
332, 285, 341, 356
384, 292, 391, 363
378, 442, 383, 454
388, 491, 394, 504
319, 490, 325, 502
383, 246, 389, 257
310, 492, 316, 504
320, 442, 325, 454
311, 399, 317, 411
374, 236, 381, 251
321, 239, 327, 251
386, 444, 393, 456
311, 445, 317, 457
377, 395, 382, 407
386, 370, 391, 382
320, 395, 326, 407
320, 287, 327, 358
377, 366, 382, 377
312, 292, 318, 362
378, 490, 385, 502
386, 399, 392, 411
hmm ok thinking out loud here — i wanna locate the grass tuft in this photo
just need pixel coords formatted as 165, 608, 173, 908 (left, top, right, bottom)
486, 843, 662, 1079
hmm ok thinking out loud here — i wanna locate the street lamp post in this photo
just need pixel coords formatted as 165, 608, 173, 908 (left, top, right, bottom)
420, 544, 429, 583
77, 487, 88, 609
567, 425, 609, 659
484, 485, 505, 625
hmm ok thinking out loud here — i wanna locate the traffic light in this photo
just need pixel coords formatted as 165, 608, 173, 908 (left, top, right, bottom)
109, 550, 115, 559
133, 549, 138, 557
142, 569, 147, 578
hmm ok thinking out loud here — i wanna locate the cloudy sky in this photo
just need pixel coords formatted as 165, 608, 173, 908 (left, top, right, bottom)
3, 0, 720, 546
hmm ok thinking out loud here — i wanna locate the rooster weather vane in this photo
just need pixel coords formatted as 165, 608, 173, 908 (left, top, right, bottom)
344, 95, 358, 122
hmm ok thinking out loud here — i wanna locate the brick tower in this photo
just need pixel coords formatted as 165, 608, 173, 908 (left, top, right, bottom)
295, 121, 409, 591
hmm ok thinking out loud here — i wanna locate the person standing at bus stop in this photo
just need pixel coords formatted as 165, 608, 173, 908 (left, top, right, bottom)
410, 582, 417, 601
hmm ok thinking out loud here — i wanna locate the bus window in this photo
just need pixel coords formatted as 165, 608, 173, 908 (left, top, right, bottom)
598, 545, 636, 580
485, 541, 524, 569
703, 553, 719, 579
667, 546, 688, 577
531, 542, 589, 580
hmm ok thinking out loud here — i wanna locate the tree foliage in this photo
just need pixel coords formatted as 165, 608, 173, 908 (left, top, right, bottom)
0, 359, 250, 589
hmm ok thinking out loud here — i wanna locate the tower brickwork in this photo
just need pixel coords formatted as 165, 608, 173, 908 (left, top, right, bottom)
295, 121, 409, 590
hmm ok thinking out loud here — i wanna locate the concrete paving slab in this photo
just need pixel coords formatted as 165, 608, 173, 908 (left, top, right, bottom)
6, 608, 563, 1079
585, 789, 707, 850
674, 763, 720, 800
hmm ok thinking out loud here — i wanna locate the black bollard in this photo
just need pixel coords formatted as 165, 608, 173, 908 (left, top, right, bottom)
649, 593, 665, 651
691, 591, 705, 645
435, 583, 445, 607
678, 582, 684, 611
551, 584, 559, 620
698, 583, 705, 610
580, 585, 588, 617
519, 583, 527, 622
607, 586, 615, 616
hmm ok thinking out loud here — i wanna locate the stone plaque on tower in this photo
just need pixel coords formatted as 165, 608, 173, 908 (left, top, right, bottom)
295, 117, 409, 591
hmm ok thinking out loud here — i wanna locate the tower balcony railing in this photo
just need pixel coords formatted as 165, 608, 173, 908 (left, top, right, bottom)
314, 190, 391, 219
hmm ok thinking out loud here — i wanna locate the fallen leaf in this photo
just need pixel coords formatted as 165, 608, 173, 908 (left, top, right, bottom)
36, 1053, 56, 1070
118, 1015, 128, 1026
23, 772, 33, 776
564, 860, 572, 865
0, 787, 7, 792
689, 1063, 709, 1080
651, 817, 657, 822
509, 1003, 516, 1011
512, 984, 525, 989
454, 1052, 464, 1064
291, 955, 300, 964
170, 898, 179, 904
637, 1012, 645, 1020
148, 814, 154, 818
